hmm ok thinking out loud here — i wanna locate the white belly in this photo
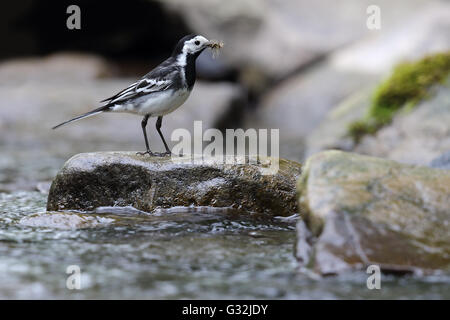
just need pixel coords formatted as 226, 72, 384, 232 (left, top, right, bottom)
112, 89, 191, 116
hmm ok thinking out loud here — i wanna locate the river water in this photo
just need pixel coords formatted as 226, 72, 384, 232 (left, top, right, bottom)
1, 191, 449, 299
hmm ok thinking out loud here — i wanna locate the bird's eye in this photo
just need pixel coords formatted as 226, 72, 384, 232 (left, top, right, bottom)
195, 40, 200, 46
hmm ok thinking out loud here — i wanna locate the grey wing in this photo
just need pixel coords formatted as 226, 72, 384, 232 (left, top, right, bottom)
101, 59, 178, 105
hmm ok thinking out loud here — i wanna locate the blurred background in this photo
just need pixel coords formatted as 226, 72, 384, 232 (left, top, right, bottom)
1, 0, 449, 190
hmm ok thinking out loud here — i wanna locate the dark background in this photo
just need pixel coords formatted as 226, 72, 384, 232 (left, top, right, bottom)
2, 1, 188, 63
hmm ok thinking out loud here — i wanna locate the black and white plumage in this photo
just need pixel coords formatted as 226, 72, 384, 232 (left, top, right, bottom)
52, 34, 217, 156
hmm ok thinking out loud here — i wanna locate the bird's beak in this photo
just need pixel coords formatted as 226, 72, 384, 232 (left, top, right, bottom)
206, 41, 214, 48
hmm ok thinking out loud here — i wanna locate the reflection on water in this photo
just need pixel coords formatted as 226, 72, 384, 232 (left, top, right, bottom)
0, 191, 449, 299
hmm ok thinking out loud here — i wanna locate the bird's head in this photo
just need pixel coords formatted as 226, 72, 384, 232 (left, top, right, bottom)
172, 35, 220, 63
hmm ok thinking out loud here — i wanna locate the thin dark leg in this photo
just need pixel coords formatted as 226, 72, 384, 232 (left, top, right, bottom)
156, 116, 171, 155
137, 115, 153, 155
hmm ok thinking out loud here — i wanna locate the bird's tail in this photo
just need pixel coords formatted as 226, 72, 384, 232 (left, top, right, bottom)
52, 105, 111, 130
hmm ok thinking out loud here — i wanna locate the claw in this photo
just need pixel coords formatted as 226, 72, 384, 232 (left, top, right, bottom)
153, 151, 171, 157
136, 150, 155, 156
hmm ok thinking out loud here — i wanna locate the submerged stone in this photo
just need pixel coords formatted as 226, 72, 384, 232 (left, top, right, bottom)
47, 152, 302, 216
297, 150, 450, 275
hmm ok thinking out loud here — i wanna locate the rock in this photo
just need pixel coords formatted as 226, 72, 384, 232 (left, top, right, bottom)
354, 82, 450, 166
47, 152, 302, 216
246, 0, 450, 162
19, 212, 115, 230
305, 77, 450, 166
297, 150, 450, 275
162, 0, 314, 79
161, 0, 434, 79
0, 53, 113, 84
430, 151, 450, 169
331, 1, 450, 75
304, 88, 373, 158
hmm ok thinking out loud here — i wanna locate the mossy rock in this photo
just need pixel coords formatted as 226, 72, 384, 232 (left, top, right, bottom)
297, 150, 450, 275
47, 152, 302, 216
348, 52, 450, 142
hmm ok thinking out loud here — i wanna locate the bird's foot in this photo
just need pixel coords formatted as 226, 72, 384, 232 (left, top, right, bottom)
152, 150, 172, 157
136, 150, 155, 156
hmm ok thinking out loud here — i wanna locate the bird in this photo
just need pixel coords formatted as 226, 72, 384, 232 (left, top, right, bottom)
52, 34, 221, 156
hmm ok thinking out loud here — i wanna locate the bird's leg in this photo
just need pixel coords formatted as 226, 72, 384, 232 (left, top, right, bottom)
156, 116, 171, 156
137, 115, 154, 156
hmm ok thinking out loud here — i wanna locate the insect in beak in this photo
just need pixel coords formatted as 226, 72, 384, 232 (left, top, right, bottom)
207, 40, 224, 49
206, 40, 224, 58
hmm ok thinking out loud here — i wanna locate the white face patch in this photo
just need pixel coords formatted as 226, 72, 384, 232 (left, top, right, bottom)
177, 35, 210, 66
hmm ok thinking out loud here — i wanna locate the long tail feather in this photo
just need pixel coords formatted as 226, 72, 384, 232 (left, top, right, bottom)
52, 105, 110, 130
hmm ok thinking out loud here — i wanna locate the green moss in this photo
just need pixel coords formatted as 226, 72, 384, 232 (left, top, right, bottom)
348, 52, 450, 143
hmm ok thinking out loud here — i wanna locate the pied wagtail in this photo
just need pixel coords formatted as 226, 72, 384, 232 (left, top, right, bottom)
52, 34, 222, 156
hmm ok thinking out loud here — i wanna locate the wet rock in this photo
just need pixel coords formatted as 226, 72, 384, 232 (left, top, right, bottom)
297, 150, 450, 275
47, 152, 302, 215
19, 212, 115, 230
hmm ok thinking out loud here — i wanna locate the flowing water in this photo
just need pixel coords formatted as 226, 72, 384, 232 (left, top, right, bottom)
1, 191, 449, 299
